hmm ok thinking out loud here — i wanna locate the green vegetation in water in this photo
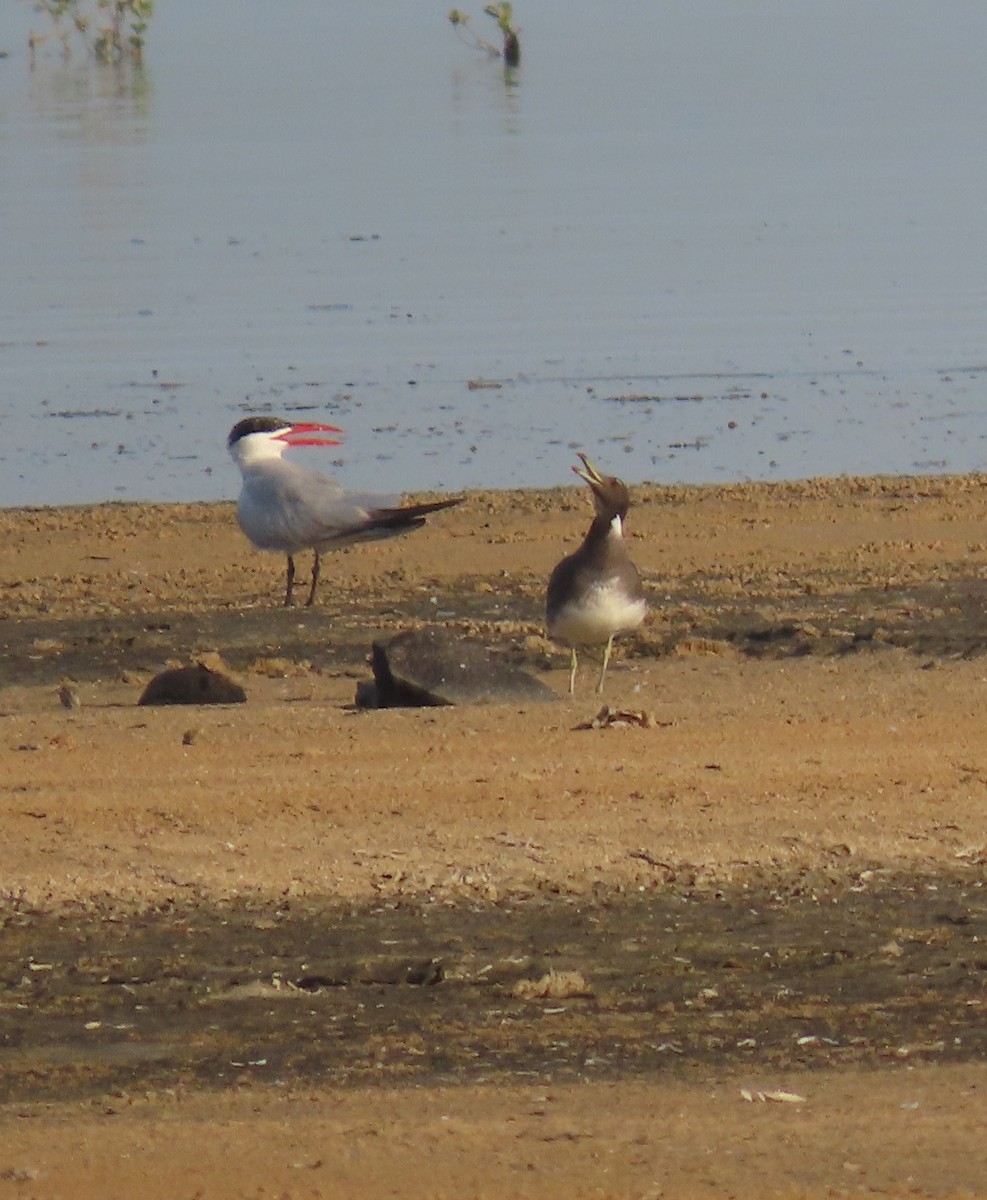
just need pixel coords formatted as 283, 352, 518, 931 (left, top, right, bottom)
24, 0, 153, 62
449, 3, 520, 68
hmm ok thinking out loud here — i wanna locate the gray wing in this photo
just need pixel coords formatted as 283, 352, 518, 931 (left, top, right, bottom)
237, 460, 403, 552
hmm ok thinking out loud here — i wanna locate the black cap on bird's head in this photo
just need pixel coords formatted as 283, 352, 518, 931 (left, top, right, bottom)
573, 452, 632, 522
227, 416, 344, 451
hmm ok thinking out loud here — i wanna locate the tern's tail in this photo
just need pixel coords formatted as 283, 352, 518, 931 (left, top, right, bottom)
366, 495, 463, 532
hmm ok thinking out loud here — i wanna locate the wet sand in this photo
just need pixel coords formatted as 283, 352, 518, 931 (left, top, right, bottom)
2, 474, 987, 1198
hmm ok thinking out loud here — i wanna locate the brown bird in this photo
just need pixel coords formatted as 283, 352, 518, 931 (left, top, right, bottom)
546, 454, 647, 693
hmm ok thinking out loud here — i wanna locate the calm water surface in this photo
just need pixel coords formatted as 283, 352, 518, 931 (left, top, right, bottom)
2, 1, 986, 506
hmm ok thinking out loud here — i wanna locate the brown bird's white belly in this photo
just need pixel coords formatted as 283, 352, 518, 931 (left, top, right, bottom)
548, 577, 647, 648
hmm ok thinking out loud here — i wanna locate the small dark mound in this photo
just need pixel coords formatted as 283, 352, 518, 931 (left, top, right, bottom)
138, 663, 247, 706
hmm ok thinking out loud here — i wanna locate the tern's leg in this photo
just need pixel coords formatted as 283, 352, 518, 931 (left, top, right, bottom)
568, 647, 578, 694
596, 634, 615, 694
284, 555, 297, 607
305, 551, 321, 607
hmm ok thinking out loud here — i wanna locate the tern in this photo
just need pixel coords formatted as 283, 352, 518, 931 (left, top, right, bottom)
546, 453, 647, 694
228, 415, 463, 606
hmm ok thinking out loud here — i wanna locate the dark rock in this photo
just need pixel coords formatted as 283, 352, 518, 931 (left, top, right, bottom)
405, 958, 444, 986
138, 663, 247, 706
363, 627, 557, 708
291, 957, 444, 988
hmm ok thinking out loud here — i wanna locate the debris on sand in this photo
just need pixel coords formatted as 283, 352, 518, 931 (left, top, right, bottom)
575, 705, 669, 730
740, 1088, 807, 1104
513, 969, 593, 1000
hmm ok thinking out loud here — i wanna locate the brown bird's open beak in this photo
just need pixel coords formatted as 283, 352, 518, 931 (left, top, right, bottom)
573, 452, 608, 497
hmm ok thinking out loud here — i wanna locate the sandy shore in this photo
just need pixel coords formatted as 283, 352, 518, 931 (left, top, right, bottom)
2, 473, 987, 1198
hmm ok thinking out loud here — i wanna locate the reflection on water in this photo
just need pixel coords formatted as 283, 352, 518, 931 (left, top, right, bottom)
2, 0, 987, 507
25, 56, 150, 129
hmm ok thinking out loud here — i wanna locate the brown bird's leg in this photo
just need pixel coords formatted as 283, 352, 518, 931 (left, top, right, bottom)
596, 634, 615, 694
568, 647, 578, 694
284, 555, 296, 607
305, 551, 321, 607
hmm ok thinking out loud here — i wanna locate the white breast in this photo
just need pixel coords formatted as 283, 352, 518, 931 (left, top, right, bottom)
548, 577, 647, 648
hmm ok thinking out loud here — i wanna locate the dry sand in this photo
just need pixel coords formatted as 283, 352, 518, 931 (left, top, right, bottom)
1, 473, 987, 1198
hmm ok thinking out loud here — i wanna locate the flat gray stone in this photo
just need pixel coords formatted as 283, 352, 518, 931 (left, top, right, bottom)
138, 663, 247, 706
361, 627, 557, 708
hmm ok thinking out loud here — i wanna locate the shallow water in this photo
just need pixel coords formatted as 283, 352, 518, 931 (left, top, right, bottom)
2, 0, 987, 507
